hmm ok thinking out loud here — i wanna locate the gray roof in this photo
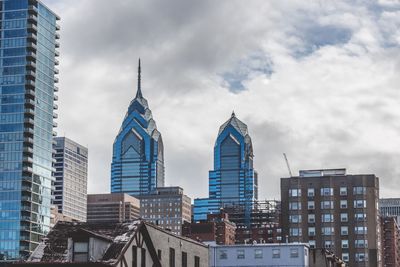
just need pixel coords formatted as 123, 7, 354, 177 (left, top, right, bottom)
218, 112, 248, 136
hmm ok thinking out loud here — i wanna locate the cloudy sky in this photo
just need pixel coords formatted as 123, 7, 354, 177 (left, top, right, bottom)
42, 0, 400, 200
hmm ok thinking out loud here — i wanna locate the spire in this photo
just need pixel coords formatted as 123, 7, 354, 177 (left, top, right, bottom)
136, 58, 143, 98
231, 110, 236, 117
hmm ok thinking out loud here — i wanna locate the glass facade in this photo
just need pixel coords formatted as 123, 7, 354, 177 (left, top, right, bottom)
0, 0, 59, 260
194, 113, 257, 223
111, 61, 165, 196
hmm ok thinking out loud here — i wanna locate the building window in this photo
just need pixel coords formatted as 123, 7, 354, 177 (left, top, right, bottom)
307, 201, 315, 210
321, 227, 334, 235
194, 256, 200, 267
342, 253, 349, 262
321, 188, 333, 196
141, 248, 146, 267
307, 188, 314, 197
353, 187, 366, 195
308, 227, 316, 236
354, 200, 366, 208
321, 201, 334, 209
355, 253, 368, 262
73, 241, 88, 262
255, 249, 263, 259
182, 252, 187, 267
341, 226, 348, 236
340, 200, 347, 209
169, 248, 175, 267
340, 187, 347, 196
132, 246, 137, 267
290, 228, 302, 236
289, 215, 302, 223
341, 240, 349, 249
237, 249, 245, 259
355, 226, 367, 235
321, 214, 334, 223
219, 250, 227, 260
289, 202, 301, 210
355, 240, 368, 248
272, 249, 280, 258
340, 213, 348, 222
324, 241, 333, 249
290, 248, 299, 258
308, 214, 315, 223
355, 213, 367, 221
309, 240, 316, 249
289, 189, 301, 197
157, 249, 162, 260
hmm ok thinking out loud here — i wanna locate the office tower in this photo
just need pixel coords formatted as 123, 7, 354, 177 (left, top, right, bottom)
53, 137, 88, 221
86, 193, 140, 223
0, 0, 59, 260
380, 198, 400, 222
111, 60, 164, 196
281, 169, 381, 267
193, 112, 258, 224
140, 187, 191, 235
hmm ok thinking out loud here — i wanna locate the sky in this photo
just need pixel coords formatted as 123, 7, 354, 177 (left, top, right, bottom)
42, 0, 400, 200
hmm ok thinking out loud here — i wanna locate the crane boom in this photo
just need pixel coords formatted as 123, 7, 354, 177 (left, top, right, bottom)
283, 153, 293, 177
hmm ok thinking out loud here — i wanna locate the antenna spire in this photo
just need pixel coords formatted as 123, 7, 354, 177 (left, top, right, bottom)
136, 58, 142, 98
231, 110, 236, 117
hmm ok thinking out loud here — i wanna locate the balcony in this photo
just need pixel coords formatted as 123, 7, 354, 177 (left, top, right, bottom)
23, 156, 33, 163
21, 185, 32, 192
22, 176, 32, 183
24, 137, 34, 144
53, 113, 58, 119
54, 86, 59, 92
26, 51, 36, 60
54, 59, 60, 65
28, 14, 38, 24
21, 216, 31, 222
21, 196, 32, 202
54, 77, 59, 83
22, 166, 33, 173
55, 41, 60, 48
56, 24, 61, 31
25, 89, 35, 98
27, 23, 37, 32
53, 103, 58, 110
55, 33, 60, 39
26, 70, 36, 79
26, 61, 36, 69
27, 42, 37, 50
54, 68, 59, 74
27, 33, 37, 43
24, 118, 34, 126
54, 95, 58, 101
23, 147, 33, 154
24, 128, 34, 136
53, 121, 58, 128
53, 130, 57, 136
55, 50, 60, 57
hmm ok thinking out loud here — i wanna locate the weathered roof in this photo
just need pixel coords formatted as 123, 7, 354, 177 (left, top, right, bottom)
29, 220, 141, 265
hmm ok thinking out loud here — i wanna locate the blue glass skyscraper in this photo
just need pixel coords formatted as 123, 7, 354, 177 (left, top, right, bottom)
194, 112, 258, 223
0, 0, 59, 260
111, 60, 165, 196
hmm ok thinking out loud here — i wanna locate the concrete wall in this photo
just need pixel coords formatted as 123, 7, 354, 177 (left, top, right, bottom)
209, 243, 309, 267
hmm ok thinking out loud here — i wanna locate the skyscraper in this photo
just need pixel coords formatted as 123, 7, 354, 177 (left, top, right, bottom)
194, 112, 258, 223
53, 137, 88, 222
111, 60, 165, 196
0, 0, 59, 260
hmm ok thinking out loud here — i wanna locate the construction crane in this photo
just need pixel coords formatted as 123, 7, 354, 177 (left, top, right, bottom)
283, 153, 293, 177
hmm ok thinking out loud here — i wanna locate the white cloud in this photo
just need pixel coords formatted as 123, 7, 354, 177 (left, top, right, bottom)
43, 0, 400, 200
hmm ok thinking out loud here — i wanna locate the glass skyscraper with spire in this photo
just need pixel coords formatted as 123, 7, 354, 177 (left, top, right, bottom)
194, 112, 258, 223
0, 0, 59, 260
111, 60, 165, 196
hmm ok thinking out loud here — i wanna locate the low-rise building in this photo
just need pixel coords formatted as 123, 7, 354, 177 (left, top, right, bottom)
380, 198, 400, 222
140, 187, 191, 235
209, 243, 309, 267
13, 220, 208, 267
183, 212, 236, 245
87, 193, 140, 223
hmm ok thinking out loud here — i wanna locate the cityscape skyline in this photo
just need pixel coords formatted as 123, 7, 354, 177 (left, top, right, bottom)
41, 0, 400, 201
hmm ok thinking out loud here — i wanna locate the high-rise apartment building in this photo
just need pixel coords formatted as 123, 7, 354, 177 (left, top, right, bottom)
380, 216, 400, 267
193, 112, 258, 224
53, 137, 88, 221
87, 193, 140, 223
0, 0, 59, 260
281, 169, 381, 267
111, 60, 164, 196
140, 187, 191, 235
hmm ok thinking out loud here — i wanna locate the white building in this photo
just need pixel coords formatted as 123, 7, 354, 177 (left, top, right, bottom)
209, 243, 310, 267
